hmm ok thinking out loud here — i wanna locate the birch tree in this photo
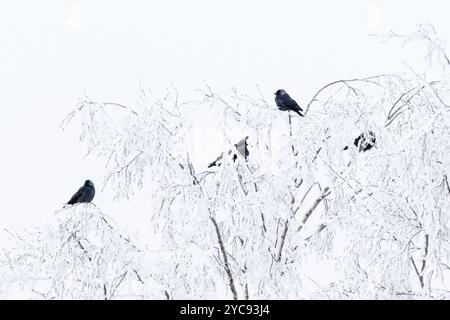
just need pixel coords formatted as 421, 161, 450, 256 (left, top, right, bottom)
1, 23, 449, 299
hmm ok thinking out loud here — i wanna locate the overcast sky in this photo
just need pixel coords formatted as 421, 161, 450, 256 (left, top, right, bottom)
0, 0, 448, 241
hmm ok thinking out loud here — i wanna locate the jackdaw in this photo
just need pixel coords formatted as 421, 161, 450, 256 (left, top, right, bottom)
274, 89, 304, 117
208, 136, 249, 168
67, 180, 95, 205
354, 131, 376, 152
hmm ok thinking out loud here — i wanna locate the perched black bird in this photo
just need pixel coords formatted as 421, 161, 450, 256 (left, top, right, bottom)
67, 180, 95, 205
274, 89, 304, 117
354, 131, 376, 152
208, 136, 249, 168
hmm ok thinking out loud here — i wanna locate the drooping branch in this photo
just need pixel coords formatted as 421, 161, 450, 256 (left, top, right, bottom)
304, 75, 396, 114
385, 85, 426, 127
103, 150, 144, 192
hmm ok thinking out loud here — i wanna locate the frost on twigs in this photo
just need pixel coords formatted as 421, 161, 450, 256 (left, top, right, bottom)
61, 87, 188, 200
26, 24, 450, 298
0, 204, 158, 299
370, 22, 450, 70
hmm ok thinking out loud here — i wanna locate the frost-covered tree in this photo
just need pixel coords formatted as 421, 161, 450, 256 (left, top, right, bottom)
2, 23, 450, 299
55, 24, 450, 299
0, 205, 162, 299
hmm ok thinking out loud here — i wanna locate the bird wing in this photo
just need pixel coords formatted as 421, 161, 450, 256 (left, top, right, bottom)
279, 95, 303, 111
67, 187, 84, 205
291, 99, 303, 111
283, 97, 303, 111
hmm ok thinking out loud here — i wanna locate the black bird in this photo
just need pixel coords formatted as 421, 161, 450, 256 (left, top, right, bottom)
274, 89, 304, 117
67, 180, 95, 205
208, 136, 249, 168
353, 131, 376, 152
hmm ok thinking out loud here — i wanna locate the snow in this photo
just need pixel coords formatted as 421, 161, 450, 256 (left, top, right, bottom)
1, 20, 450, 299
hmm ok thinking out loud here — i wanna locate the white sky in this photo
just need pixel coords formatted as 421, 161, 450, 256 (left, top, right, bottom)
0, 0, 449, 239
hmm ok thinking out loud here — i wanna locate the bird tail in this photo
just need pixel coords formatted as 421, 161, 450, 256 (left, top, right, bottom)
294, 109, 304, 117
